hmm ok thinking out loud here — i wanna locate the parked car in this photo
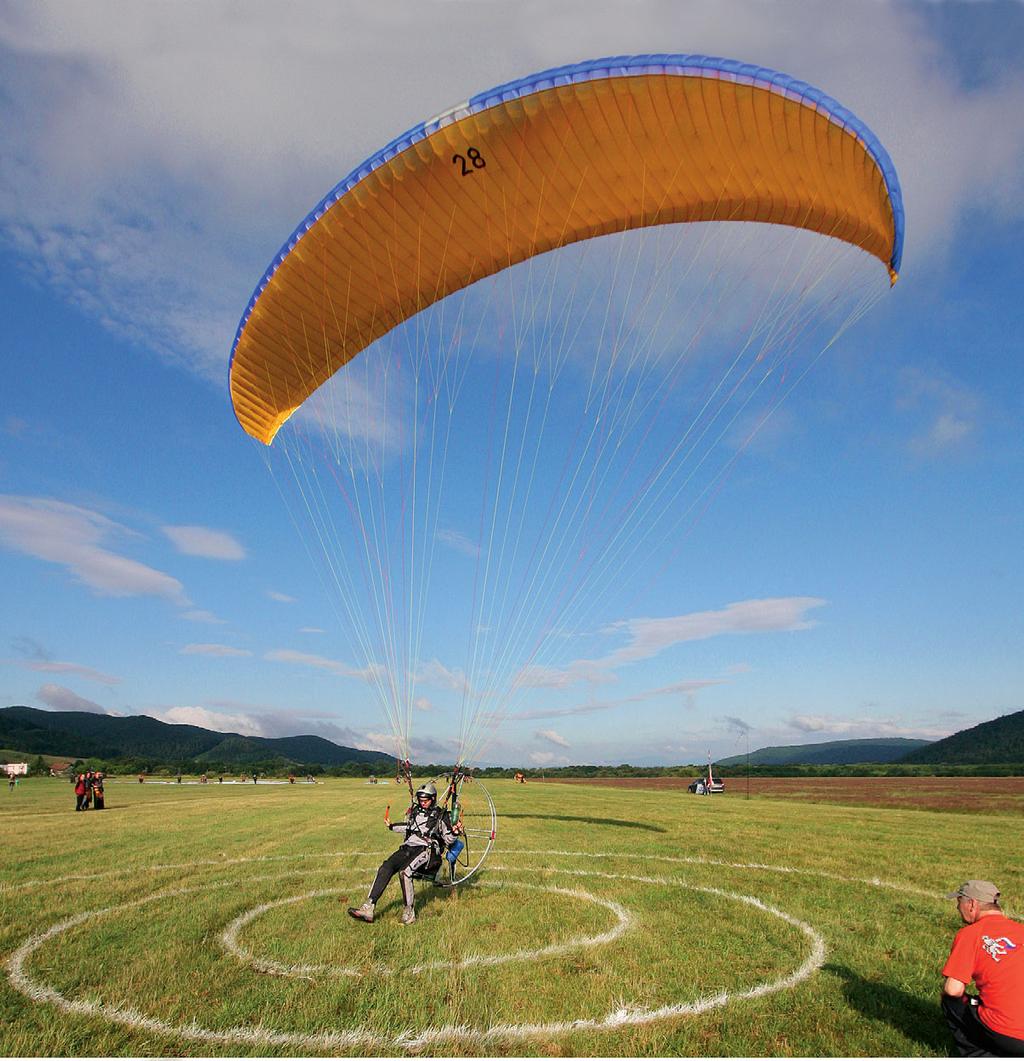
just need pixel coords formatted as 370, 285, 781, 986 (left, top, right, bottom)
688, 776, 725, 794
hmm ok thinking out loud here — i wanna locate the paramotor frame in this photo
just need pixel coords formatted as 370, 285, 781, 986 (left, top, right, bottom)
410, 767, 497, 888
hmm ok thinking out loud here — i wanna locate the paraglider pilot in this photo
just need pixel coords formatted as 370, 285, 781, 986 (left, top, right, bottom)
348, 782, 462, 926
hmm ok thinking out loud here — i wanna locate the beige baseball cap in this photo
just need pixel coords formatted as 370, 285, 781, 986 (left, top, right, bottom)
945, 880, 1000, 903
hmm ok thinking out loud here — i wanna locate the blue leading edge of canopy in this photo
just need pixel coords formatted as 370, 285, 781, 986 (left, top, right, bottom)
230, 53, 906, 375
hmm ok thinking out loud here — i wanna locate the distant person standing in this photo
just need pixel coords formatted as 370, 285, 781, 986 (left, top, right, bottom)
74, 774, 87, 811
252, 772, 258, 785
941, 879, 1024, 1056
92, 773, 105, 810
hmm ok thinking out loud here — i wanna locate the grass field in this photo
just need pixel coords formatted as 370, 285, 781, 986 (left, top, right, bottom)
2, 775, 1020, 1056
549, 774, 1024, 816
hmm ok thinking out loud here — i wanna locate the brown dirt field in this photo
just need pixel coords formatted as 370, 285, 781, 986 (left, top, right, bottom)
544, 775, 1024, 815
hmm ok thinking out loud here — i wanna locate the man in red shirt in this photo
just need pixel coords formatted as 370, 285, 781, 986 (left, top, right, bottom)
941, 879, 1024, 1056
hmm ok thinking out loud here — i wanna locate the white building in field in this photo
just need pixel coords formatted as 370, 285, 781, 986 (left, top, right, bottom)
4, 762, 29, 777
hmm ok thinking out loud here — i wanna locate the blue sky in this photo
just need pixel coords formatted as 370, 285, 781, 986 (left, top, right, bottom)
1, 1, 1022, 768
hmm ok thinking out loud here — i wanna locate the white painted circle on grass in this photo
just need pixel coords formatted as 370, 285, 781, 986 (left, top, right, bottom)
220, 880, 631, 978
5, 868, 826, 1051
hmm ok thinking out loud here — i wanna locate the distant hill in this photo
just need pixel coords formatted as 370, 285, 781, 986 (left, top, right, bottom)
899, 709, 1024, 765
0, 706, 390, 768
717, 737, 932, 767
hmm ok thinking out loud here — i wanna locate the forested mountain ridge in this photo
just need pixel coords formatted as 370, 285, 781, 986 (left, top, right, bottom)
716, 712, 1024, 769
0, 706, 389, 767
898, 708, 1024, 765
716, 737, 931, 766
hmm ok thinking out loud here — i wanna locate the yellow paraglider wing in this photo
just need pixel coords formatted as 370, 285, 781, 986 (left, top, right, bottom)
230, 55, 904, 444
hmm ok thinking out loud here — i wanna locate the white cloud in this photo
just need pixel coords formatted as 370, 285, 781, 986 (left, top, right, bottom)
437, 527, 480, 558
521, 599, 825, 691
306, 721, 372, 748
603, 598, 827, 667
788, 714, 955, 741
514, 677, 722, 721
536, 728, 569, 748
267, 590, 296, 604
202, 701, 370, 746
181, 609, 227, 624
179, 643, 252, 658
414, 697, 433, 712
162, 525, 245, 560
37, 683, 106, 713
17, 660, 121, 685
363, 731, 403, 756
415, 659, 469, 693
158, 705, 264, 736
924, 413, 972, 449
528, 750, 569, 767
411, 735, 459, 759
789, 714, 831, 733
898, 366, 981, 457
646, 678, 722, 699
516, 661, 617, 690
299, 627, 325, 634
0, 495, 188, 604
293, 370, 404, 452
363, 730, 455, 760
264, 649, 381, 682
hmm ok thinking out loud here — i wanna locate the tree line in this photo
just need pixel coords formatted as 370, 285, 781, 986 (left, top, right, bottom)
17, 757, 1024, 780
